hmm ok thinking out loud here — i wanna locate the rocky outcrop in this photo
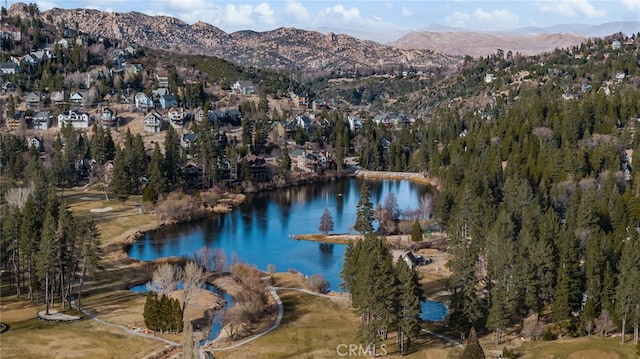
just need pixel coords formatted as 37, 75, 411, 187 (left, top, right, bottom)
9, 3, 460, 73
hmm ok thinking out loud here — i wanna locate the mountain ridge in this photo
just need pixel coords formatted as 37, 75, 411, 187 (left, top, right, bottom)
8, 3, 459, 75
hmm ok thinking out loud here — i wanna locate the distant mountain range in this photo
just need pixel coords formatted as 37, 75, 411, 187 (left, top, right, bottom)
331, 21, 639, 57
7, 3, 460, 74
7, 2, 637, 72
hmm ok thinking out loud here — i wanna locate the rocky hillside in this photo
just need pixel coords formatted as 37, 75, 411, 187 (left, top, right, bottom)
389, 31, 587, 57
8, 3, 460, 73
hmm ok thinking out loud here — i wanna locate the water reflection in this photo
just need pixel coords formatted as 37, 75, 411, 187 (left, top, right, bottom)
126, 178, 427, 291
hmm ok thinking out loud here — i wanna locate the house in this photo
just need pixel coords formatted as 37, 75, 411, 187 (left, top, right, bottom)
32, 111, 52, 130
401, 252, 425, 269
223, 109, 242, 126
348, 116, 363, 132
182, 162, 203, 186
32, 50, 54, 62
6, 111, 24, 130
152, 88, 169, 98
159, 94, 178, 109
2, 26, 21, 42
21, 53, 39, 67
56, 38, 70, 49
144, 111, 164, 133
389, 113, 410, 126
242, 154, 267, 181
70, 91, 86, 104
181, 133, 199, 151
373, 113, 392, 127
25, 91, 43, 109
231, 80, 255, 95
485, 73, 496, 83
26, 136, 43, 151
50, 90, 66, 104
312, 98, 328, 111
193, 107, 206, 123
135, 92, 153, 111
100, 107, 118, 128
58, 110, 91, 129
615, 72, 626, 80
296, 113, 315, 130
0, 62, 20, 74
612, 40, 621, 50
2, 81, 16, 93
214, 131, 228, 150
290, 92, 308, 108
167, 107, 185, 127
156, 69, 169, 88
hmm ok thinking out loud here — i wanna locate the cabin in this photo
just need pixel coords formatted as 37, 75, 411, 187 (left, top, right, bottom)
144, 111, 164, 133
100, 107, 118, 128
401, 252, 425, 269
32, 111, 52, 130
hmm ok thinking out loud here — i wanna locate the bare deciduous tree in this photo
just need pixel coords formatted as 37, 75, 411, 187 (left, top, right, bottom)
267, 263, 276, 273
5, 184, 34, 208
197, 247, 213, 272
181, 261, 204, 313
148, 263, 179, 296
308, 273, 330, 294
213, 248, 228, 273
595, 309, 616, 336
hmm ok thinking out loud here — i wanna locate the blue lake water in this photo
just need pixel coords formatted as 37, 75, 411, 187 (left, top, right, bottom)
126, 178, 446, 324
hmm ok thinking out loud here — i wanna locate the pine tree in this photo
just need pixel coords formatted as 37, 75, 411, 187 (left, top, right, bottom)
395, 260, 423, 355
111, 147, 132, 204
411, 219, 422, 243
20, 195, 41, 300
145, 142, 166, 202
164, 125, 182, 187
553, 231, 582, 324
354, 182, 374, 234
616, 239, 640, 345
459, 327, 486, 359
276, 143, 291, 177
76, 219, 102, 310
318, 208, 335, 235
36, 210, 58, 314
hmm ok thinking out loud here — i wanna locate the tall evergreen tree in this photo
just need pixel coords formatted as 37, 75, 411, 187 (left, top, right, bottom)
553, 231, 582, 323
111, 147, 132, 204
164, 125, 182, 187
354, 182, 374, 234
616, 239, 640, 345
36, 210, 58, 314
145, 142, 166, 202
395, 260, 423, 355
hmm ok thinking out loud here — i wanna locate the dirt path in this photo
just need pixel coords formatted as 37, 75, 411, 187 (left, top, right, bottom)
71, 299, 180, 346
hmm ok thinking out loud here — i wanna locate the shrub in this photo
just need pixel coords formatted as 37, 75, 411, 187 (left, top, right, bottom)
308, 273, 330, 294
543, 327, 554, 341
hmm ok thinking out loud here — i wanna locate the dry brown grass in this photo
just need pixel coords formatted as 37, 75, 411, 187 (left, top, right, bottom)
0, 295, 161, 359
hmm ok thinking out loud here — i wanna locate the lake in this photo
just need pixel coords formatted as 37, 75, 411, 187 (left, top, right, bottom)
126, 177, 432, 292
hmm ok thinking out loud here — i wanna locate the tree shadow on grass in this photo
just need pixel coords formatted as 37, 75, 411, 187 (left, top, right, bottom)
278, 292, 309, 326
